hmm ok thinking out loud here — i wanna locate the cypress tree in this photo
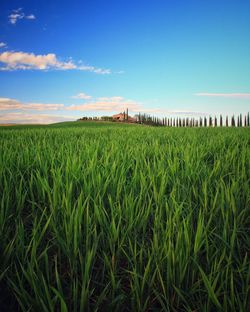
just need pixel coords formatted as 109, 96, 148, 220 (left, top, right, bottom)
231, 115, 235, 127
237, 115, 240, 127
209, 116, 213, 127
244, 115, 247, 127
214, 116, 217, 127
239, 114, 242, 127
220, 115, 223, 127
248, 112, 250, 126
199, 117, 203, 127
204, 117, 207, 127
226, 116, 228, 127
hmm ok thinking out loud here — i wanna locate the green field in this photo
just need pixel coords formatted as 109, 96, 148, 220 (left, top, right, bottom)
0, 122, 249, 311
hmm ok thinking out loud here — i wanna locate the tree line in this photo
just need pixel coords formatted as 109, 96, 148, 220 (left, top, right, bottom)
77, 112, 250, 127
136, 112, 250, 127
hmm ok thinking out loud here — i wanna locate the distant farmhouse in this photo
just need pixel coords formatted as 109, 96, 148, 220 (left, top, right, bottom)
112, 112, 136, 122
77, 109, 138, 123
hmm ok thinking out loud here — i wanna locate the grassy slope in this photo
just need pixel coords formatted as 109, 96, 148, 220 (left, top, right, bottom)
0, 122, 249, 311
0, 121, 139, 129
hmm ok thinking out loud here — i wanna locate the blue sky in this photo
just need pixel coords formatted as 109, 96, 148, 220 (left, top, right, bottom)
0, 0, 249, 123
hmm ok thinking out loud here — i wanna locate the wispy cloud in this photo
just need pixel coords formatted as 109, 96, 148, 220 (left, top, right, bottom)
0, 96, 206, 124
0, 51, 111, 74
133, 108, 207, 115
0, 97, 75, 124
0, 42, 7, 48
9, 8, 36, 25
67, 96, 206, 115
0, 112, 74, 124
78, 65, 111, 74
71, 93, 92, 100
0, 97, 64, 111
26, 14, 36, 20
195, 92, 250, 99
67, 96, 141, 112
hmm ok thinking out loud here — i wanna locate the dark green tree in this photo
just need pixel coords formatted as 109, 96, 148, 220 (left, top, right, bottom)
220, 115, 223, 127
239, 114, 242, 127
231, 115, 235, 127
199, 117, 203, 127
209, 116, 213, 127
214, 116, 217, 127
204, 117, 207, 127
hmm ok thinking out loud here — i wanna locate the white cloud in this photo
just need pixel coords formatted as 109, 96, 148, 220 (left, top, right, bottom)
0, 52, 72, 70
0, 42, 7, 48
0, 51, 111, 74
66, 96, 206, 115
195, 93, 250, 99
67, 96, 141, 112
78, 65, 111, 74
0, 96, 206, 124
0, 112, 74, 124
26, 14, 36, 20
133, 108, 207, 115
9, 8, 36, 25
71, 93, 92, 100
0, 97, 64, 111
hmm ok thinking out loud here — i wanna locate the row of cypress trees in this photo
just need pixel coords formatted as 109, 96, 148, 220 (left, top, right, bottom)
137, 112, 250, 127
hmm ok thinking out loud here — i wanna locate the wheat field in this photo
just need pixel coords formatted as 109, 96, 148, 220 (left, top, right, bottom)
0, 122, 249, 311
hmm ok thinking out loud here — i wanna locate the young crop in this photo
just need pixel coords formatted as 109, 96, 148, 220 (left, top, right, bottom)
0, 122, 249, 311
